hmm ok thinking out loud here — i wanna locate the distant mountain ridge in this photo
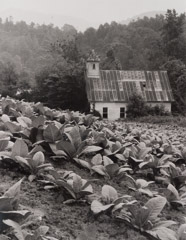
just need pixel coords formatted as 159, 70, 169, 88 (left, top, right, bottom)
0, 8, 100, 32
121, 11, 166, 25
0, 8, 166, 32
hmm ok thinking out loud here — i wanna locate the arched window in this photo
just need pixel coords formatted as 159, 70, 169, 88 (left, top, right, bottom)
93, 63, 96, 69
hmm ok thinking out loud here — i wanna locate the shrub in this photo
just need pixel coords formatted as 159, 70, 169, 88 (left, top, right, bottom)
126, 93, 147, 118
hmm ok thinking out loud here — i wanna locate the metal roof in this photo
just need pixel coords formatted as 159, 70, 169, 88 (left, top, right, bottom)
86, 70, 174, 102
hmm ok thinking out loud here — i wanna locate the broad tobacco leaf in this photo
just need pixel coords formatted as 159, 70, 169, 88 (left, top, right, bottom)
32, 115, 45, 128
5, 122, 22, 133
11, 139, 29, 159
0, 140, 9, 151
57, 140, 76, 158
79, 146, 102, 156
43, 123, 62, 143
3, 178, 24, 210
3, 219, 24, 240
32, 151, 45, 166
91, 200, 114, 214
145, 196, 167, 222
102, 185, 118, 203
69, 126, 82, 150
17, 116, 32, 128
178, 222, 186, 240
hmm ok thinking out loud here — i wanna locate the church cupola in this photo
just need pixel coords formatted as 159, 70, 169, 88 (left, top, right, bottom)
86, 50, 100, 78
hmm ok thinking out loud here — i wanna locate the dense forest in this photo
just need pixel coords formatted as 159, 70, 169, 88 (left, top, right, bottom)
0, 9, 186, 113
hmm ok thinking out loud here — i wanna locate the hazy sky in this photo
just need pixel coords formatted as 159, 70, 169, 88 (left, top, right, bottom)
1, 0, 185, 22
0, 0, 185, 31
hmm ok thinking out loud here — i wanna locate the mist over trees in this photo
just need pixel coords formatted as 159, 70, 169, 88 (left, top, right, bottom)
0, 9, 185, 113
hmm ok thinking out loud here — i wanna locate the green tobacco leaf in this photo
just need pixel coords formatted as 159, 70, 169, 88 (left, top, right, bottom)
91, 200, 114, 214
91, 154, 102, 165
72, 175, 83, 193
5, 122, 22, 133
167, 184, 179, 200
0, 140, 9, 151
0, 235, 10, 239
1, 114, 10, 122
32, 115, 45, 128
11, 139, 29, 159
56, 140, 76, 158
178, 223, 186, 240
0, 210, 30, 233
43, 123, 62, 143
69, 126, 82, 150
3, 178, 24, 210
145, 196, 167, 222
102, 185, 118, 203
148, 227, 177, 240
81, 180, 95, 192
91, 165, 106, 176
17, 116, 32, 128
58, 180, 76, 199
105, 164, 119, 177
138, 147, 152, 160
0, 131, 12, 140
28, 145, 45, 157
79, 146, 102, 156
138, 189, 154, 197
153, 220, 177, 229
115, 154, 125, 161
135, 179, 154, 189
103, 156, 113, 166
15, 156, 30, 169
28, 175, 36, 182
73, 158, 91, 170
3, 219, 24, 240
32, 151, 45, 166
0, 197, 14, 211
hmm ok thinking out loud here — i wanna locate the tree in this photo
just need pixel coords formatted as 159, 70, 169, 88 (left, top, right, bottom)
162, 9, 186, 61
100, 48, 122, 70
162, 59, 186, 114
34, 39, 89, 111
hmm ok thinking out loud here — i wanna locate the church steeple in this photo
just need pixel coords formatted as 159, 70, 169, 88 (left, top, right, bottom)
86, 50, 100, 78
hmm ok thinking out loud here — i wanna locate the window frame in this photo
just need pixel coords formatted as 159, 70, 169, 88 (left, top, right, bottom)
103, 107, 108, 119
120, 107, 125, 118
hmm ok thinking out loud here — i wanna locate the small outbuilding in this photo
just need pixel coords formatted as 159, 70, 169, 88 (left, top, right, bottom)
85, 50, 174, 120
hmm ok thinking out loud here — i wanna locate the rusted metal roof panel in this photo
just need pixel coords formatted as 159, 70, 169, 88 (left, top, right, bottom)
86, 70, 174, 102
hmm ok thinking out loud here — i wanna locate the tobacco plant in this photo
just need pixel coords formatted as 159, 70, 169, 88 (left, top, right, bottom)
162, 183, 186, 208
74, 154, 131, 179
177, 218, 186, 240
126, 143, 152, 172
0, 178, 30, 233
3, 220, 58, 240
42, 170, 95, 203
6, 139, 53, 181
167, 164, 186, 190
139, 154, 173, 176
117, 196, 177, 240
91, 185, 136, 215
125, 176, 156, 197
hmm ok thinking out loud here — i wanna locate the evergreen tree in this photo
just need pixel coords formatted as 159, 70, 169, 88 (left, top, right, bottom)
162, 9, 186, 61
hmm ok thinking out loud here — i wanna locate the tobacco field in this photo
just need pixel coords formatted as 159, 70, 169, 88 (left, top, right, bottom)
0, 97, 186, 240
